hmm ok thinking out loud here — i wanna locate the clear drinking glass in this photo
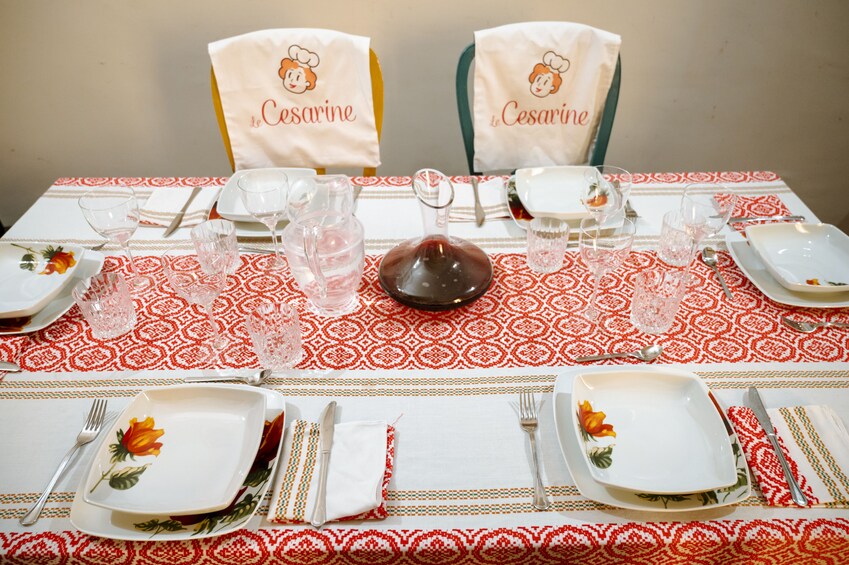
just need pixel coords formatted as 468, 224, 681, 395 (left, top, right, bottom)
579, 217, 636, 321
657, 209, 694, 267
245, 301, 304, 370
527, 217, 569, 273
679, 183, 738, 270
161, 248, 228, 358
582, 166, 630, 223
72, 272, 136, 339
237, 170, 289, 271
630, 269, 687, 334
191, 219, 239, 275
78, 185, 153, 291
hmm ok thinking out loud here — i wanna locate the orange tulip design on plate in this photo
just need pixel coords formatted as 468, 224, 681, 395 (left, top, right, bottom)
90, 416, 165, 493
12, 244, 77, 275
577, 400, 616, 469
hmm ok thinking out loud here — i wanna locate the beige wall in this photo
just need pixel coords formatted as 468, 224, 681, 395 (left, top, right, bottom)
2, 0, 849, 230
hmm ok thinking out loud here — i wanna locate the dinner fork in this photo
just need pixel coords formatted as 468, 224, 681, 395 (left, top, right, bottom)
20, 398, 108, 526
518, 391, 551, 510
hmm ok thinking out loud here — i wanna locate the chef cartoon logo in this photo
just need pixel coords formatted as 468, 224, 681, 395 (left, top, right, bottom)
279, 45, 320, 94
528, 51, 570, 98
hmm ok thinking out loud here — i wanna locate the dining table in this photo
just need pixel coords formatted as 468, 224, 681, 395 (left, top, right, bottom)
1, 170, 847, 564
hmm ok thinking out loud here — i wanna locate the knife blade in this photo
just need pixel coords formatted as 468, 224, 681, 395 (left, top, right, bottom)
727, 215, 805, 224
310, 400, 337, 528
471, 176, 486, 227
0, 361, 21, 372
163, 186, 202, 237
747, 387, 808, 506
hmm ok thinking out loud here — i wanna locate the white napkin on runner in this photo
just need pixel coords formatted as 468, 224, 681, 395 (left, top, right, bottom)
449, 177, 510, 222
267, 420, 392, 524
472, 22, 620, 172
139, 187, 220, 228
728, 405, 849, 507
209, 29, 380, 171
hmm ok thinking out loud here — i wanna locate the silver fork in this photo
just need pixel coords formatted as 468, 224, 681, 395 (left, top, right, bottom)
518, 391, 551, 510
20, 398, 108, 526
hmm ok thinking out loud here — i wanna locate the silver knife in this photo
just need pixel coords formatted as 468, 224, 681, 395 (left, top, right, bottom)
471, 176, 485, 227
163, 186, 202, 237
310, 400, 337, 528
747, 387, 808, 506
727, 215, 805, 224
0, 361, 21, 372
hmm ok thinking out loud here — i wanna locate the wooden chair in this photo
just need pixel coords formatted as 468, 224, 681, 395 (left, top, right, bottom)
211, 48, 383, 176
455, 44, 621, 175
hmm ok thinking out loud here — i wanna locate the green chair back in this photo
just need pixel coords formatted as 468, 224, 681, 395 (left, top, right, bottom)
455, 43, 622, 174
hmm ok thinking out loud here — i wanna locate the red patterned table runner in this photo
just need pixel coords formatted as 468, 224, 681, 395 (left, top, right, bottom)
3, 249, 847, 372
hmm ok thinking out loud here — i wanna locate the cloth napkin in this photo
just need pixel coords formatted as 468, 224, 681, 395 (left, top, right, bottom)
449, 177, 510, 222
0, 335, 27, 377
472, 22, 620, 172
209, 29, 380, 170
720, 195, 793, 234
728, 405, 849, 507
267, 420, 394, 524
139, 187, 220, 228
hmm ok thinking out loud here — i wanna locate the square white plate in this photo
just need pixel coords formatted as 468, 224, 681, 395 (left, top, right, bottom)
553, 367, 750, 512
72, 385, 287, 540
83, 385, 266, 515
726, 232, 849, 308
745, 223, 849, 294
569, 368, 737, 494
216, 168, 316, 222
0, 243, 84, 318
515, 166, 595, 221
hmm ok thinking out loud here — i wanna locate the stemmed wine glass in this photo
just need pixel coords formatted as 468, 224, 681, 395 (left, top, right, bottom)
679, 183, 738, 273
579, 217, 636, 321
78, 185, 153, 291
581, 166, 630, 224
237, 170, 289, 270
161, 248, 228, 361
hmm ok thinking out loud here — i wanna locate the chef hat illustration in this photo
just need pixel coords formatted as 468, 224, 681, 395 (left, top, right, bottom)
288, 45, 320, 69
542, 51, 570, 73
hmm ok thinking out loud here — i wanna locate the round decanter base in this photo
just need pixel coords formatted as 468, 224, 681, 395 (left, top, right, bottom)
378, 235, 493, 311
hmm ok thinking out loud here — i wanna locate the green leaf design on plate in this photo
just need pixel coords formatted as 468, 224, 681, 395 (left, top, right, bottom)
635, 493, 690, 509
223, 494, 257, 524
243, 465, 272, 488
19, 253, 37, 272
587, 445, 614, 469
108, 464, 150, 490
133, 518, 186, 538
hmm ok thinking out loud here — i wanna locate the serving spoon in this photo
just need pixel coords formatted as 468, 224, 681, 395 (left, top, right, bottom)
574, 344, 663, 363
780, 316, 849, 333
183, 368, 272, 386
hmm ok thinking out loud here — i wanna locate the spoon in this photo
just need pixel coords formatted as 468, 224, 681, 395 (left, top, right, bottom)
701, 247, 733, 299
780, 316, 849, 333
574, 344, 663, 363
183, 368, 272, 386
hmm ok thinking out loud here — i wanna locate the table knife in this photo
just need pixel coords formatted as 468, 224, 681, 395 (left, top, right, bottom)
0, 361, 21, 372
747, 387, 809, 507
727, 215, 805, 224
471, 176, 486, 227
310, 400, 337, 528
163, 186, 202, 237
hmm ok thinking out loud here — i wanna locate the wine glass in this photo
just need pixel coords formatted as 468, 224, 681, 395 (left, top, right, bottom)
161, 247, 228, 361
78, 185, 153, 291
679, 183, 738, 272
581, 166, 629, 223
579, 217, 636, 321
237, 170, 289, 270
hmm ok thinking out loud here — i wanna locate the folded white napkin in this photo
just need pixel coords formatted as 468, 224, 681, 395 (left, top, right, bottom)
267, 420, 392, 524
472, 22, 621, 172
449, 178, 510, 222
139, 187, 220, 228
209, 29, 380, 170
729, 405, 849, 506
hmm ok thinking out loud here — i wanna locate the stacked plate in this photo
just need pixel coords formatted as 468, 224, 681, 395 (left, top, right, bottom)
70, 384, 287, 540
727, 223, 849, 308
553, 367, 751, 512
0, 242, 104, 335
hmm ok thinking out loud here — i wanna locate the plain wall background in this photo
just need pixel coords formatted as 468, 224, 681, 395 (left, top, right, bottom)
2, 0, 848, 230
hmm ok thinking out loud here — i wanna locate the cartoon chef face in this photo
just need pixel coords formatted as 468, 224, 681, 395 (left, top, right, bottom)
278, 45, 320, 95
528, 51, 570, 98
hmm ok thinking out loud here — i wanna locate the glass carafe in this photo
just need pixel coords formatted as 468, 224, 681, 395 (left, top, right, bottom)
378, 169, 493, 310
281, 175, 365, 316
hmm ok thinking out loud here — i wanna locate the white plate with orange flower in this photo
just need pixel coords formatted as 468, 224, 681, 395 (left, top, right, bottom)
72, 385, 288, 540
553, 367, 750, 512
82, 385, 267, 515
0, 242, 85, 318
